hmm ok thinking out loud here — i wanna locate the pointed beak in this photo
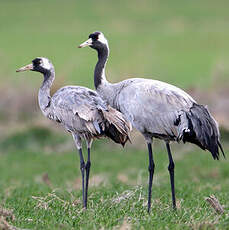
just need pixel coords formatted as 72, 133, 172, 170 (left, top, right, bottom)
78, 38, 93, 48
16, 63, 33, 72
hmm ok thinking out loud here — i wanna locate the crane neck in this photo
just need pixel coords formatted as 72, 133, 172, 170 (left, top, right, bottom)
94, 45, 109, 89
38, 69, 55, 114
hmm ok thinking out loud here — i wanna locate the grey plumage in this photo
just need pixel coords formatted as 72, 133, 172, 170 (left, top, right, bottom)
182, 103, 224, 160
16, 57, 131, 209
49, 85, 131, 145
79, 31, 225, 212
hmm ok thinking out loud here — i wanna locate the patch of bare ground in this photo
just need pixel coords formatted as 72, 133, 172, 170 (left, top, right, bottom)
0, 207, 19, 230
0, 217, 16, 230
205, 195, 224, 214
0, 207, 15, 222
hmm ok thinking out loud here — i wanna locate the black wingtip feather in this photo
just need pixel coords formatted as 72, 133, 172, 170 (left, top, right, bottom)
217, 140, 226, 159
183, 103, 224, 160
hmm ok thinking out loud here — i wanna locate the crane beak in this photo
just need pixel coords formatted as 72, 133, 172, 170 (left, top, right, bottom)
78, 38, 93, 48
16, 63, 33, 72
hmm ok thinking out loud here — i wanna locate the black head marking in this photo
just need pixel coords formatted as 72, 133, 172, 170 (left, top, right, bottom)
89, 31, 101, 41
31, 57, 51, 75
88, 31, 108, 51
32, 58, 42, 66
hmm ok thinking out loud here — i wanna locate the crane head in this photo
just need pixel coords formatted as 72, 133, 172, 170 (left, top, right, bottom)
78, 31, 108, 50
16, 57, 53, 74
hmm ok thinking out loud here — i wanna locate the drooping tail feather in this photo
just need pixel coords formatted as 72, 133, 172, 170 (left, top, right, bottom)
182, 103, 225, 160
217, 140, 226, 159
102, 106, 132, 146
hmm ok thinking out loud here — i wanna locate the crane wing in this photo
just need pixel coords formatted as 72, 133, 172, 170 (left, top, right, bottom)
51, 86, 107, 134
116, 79, 195, 138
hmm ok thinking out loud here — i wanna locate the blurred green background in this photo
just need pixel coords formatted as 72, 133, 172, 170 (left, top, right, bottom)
0, 0, 229, 229
1, 0, 229, 131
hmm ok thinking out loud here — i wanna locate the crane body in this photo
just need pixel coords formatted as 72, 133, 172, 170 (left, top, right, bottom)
16, 57, 131, 209
79, 32, 225, 212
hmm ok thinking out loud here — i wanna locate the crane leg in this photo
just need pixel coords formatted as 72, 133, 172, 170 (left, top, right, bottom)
78, 148, 86, 208
85, 147, 91, 209
147, 143, 155, 213
166, 143, 176, 210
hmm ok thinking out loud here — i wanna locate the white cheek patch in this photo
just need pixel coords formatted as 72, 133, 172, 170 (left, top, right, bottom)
39, 57, 51, 70
98, 33, 108, 45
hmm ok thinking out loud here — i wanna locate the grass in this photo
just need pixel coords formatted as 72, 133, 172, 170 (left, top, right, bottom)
1, 0, 229, 90
1, 0, 229, 229
0, 128, 229, 229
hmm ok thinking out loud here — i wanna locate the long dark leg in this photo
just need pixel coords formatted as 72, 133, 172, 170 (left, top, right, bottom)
147, 143, 155, 213
166, 143, 176, 210
85, 147, 91, 209
78, 148, 86, 208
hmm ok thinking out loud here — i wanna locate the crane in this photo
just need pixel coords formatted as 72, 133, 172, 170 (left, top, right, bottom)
79, 31, 225, 212
16, 57, 131, 209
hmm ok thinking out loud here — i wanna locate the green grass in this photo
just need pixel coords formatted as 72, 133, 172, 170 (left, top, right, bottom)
1, 0, 229, 89
1, 1, 229, 229
0, 128, 228, 229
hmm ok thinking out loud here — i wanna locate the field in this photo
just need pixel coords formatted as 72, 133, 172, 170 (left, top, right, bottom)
0, 127, 228, 229
0, 128, 228, 229
0, 0, 229, 229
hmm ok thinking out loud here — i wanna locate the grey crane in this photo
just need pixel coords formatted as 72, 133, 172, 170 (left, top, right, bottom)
16, 57, 131, 209
78, 31, 225, 213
